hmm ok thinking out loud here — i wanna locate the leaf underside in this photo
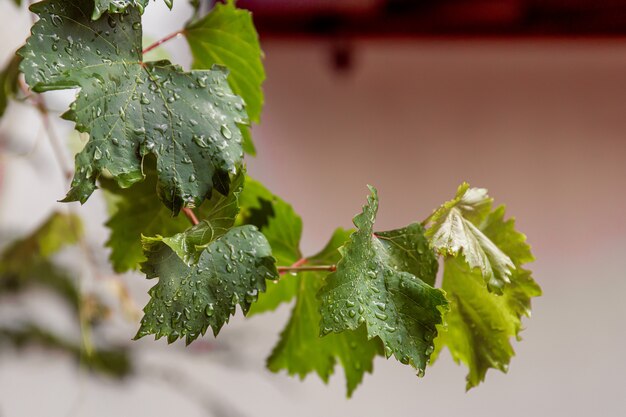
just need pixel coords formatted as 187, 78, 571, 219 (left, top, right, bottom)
431, 191, 541, 389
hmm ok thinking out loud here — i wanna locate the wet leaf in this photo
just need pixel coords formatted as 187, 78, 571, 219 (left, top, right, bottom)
103, 161, 245, 272
267, 228, 381, 397
135, 225, 278, 344
92, 0, 149, 20
19, 0, 247, 213
318, 186, 448, 377
186, 0, 264, 154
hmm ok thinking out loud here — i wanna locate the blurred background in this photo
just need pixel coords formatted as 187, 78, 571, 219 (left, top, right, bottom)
1, 0, 626, 416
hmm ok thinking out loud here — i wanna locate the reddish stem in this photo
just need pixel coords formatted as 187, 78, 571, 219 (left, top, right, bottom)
277, 258, 336, 274
277, 265, 337, 274
182, 207, 199, 225
142, 30, 186, 55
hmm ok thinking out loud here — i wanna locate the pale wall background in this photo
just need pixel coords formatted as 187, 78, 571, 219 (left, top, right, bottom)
0, 1, 625, 416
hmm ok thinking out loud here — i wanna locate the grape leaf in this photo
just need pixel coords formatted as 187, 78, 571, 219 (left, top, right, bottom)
19, 0, 247, 213
236, 180, 379, 394
432, 205, 541, 389
267, 228, 381, 397
135, 225, 278, 344
186, 0, 265, 155
92, 0, 149, 20
139, 168, 244, 266
0, 54, 21, 117
318, 186, 448, 376
425, 183, 514, 293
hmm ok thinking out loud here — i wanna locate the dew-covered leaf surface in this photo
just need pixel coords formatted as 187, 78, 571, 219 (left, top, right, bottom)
91, 0, 149, 20
19, 0, 247, 213
136, 225, 278, 344
267, 228, 381, 397
186, 0, 265, 154
318, 186, 449, 376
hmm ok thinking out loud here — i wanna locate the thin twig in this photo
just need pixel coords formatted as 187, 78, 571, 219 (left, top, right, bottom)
142, 30, 185, 55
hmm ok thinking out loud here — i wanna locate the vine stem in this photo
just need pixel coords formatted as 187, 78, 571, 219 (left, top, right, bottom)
277, 265, 337, 273
182, 208, 199, 225
142, 30, 186, 55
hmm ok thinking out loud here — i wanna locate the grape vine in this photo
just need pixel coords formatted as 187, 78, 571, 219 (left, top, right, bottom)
0, 0, 541, 396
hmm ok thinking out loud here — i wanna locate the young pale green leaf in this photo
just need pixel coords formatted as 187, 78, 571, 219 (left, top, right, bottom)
432, 205, 541, 389
267, 228, 381, 397
318, 187, 448, 377
186, 0, 265, 155
92, 0, 149, 20
425, 183, 514, 293
19, 0, 247, 213
0, 54, 21, 118
135, 225, 278, 344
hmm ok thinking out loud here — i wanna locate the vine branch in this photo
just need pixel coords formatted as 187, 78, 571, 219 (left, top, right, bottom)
142, 30, 186, 55
182, 207, 200, 225
181, 212, 338, 273
277, 265, 337, 273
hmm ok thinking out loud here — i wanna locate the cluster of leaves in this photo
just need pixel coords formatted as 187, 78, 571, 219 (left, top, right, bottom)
1, 0, 541, 396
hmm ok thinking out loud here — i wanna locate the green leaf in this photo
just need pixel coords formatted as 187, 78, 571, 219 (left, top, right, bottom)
241, 178, 303, 315
103, 159, 244, 272
102, 161, 188, 272
186, 0, 265, 154
19, 0, 247, 213
425, 183, 514, 293
150, 170, 245, 266
135, 225, 278, 344
433, 205, 541, 389
0, 54, 21, 118
267, 228, 381, 397
92, 0, 149, 20
318, 186, 448, 376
